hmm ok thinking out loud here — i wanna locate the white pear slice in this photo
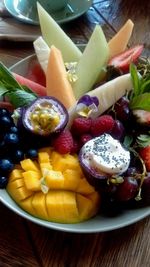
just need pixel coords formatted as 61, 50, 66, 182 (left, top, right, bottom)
33, 36, 50, 74
72, 25, 109, 99
37, 3, 82, 62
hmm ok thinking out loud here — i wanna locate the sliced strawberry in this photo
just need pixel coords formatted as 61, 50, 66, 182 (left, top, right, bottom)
108, 45, 144, 73
139, 146, 150, 171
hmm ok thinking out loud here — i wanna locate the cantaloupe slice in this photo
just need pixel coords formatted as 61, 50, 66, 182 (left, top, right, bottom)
46, 45, 76, 109
72, 25, 109, 99
108, 19, 134, 59
37, 3, 82, 62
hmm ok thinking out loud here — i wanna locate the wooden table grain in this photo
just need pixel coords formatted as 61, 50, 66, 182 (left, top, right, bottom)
0, 0, 150, 266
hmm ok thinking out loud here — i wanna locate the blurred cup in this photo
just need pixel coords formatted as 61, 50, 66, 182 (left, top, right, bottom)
36, 0, 69, 12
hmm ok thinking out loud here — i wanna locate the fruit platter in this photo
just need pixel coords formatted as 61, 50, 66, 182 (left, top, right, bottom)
0, 3, 150, 233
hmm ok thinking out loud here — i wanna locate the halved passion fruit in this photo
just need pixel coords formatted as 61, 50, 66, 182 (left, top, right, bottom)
22, 97, 69, 136
79, 134, 130, 189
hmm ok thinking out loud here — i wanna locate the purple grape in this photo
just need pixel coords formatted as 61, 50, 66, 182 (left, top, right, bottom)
111, 120, 125, 140
114, 97, 131, 122
141, 176, 150, 205
116, 176, 139, 201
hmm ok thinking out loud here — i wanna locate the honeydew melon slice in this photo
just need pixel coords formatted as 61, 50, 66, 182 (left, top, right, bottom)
33, 36, 50, 74
37, 3, 82, 62
108, 19, 134, 59
72, 25, 109, 99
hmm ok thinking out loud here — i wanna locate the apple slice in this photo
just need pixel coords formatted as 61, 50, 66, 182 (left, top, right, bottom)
108, 19, 134, 59
37, 3, 82, 62
72, 25, 109, 99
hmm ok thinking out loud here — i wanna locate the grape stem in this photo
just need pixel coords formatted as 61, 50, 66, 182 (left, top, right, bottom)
129, 148, 147, 201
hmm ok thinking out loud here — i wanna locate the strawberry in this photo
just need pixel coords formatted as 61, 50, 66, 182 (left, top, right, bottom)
71, 117, 92, 136
139, 146, 150, 171
52, 130, 74, 154
91, 115, 115, 137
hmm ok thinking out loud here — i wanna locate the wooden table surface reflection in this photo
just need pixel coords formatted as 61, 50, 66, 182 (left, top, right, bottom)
0, 0, 149, 266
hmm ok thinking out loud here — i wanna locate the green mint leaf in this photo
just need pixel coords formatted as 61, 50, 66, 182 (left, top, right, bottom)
0, 62, 22, 90
0, 86, 9, 97
123, 135, 133, 149
21, 85, 37, 96
130, 63, 141, 97
6, 90, 37, 108
140, 78, 150, 93
137, 134, 150, 147
129, 93, 150, 111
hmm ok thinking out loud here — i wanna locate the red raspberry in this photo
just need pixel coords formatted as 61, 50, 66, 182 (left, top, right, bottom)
52, 130, 73, 154
71, 117, 92, 136
80, 134, 92, 146
139, 146, 150, 171
70, 139, 80, 154
91, 115, 115, 137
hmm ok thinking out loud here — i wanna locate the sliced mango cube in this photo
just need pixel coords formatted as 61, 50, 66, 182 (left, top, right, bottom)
63, 169, 81, 191
38, 147, 52, 156
77, 178, 95, 195
46, 190, 79, 223
50, 151, 62, 165
45, 170, 64, 189
20, 195, 35, 215
38, 152, 50, 163
40, 162, 52, 175
9, 169, 23, 183
7, 181, 32, 201
22, 171, 41, 191
20, 159, 39, 172
52, 154, 80, 172
31, 192, 49, 220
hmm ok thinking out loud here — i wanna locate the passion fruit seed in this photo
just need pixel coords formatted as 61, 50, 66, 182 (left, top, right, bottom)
30, 105, 60, 133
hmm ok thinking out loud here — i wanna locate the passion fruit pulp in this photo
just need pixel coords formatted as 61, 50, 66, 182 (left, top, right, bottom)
22, 97, 69, 136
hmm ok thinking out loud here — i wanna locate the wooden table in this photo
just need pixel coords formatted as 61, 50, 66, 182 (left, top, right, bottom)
0, 0, 150, 266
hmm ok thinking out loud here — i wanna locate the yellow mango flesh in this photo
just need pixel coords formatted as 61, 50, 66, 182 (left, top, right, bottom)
7, 149, 100, 223
22, 171, 41, 191
31, 192, 49, 220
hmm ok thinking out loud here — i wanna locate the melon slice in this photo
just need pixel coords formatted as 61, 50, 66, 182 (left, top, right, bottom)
37, 3, 82, 62
46, 45, 76, 109
108, 19, 134, 59
72, 25, 109, 99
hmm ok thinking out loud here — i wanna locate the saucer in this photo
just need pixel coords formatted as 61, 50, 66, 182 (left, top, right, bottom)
4, 0, 93, 25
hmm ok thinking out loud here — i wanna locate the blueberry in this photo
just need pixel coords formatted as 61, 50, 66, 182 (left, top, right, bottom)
11, 149, 24, 163
10, 126, 19, 134
0, 108, 10, 117
0, 159, 14, 174
0, 176, 8, 188
0, 116, 13, 132
4, 133, 20, 146
26, 148, 38, 159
